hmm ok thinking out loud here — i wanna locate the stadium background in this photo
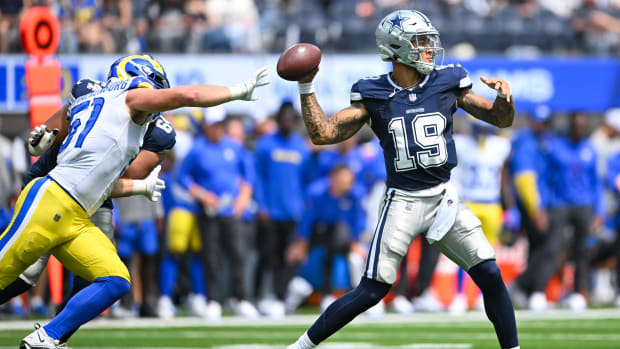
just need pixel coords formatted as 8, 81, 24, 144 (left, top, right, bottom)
1, 0, 620, 348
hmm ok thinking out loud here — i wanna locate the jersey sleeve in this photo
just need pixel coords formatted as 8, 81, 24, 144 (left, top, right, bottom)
454, 64, 472, 90
350, 75, 393, 103
142, 116, 176, 154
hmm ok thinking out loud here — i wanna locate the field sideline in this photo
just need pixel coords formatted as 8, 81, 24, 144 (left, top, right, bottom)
1, 309, 620, 348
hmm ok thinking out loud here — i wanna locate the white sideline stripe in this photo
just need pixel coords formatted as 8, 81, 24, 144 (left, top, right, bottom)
1, 309, 620, 330
3, 330, 619, 342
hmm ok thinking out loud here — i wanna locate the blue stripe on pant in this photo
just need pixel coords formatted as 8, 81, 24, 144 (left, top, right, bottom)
0, 177, 49, 253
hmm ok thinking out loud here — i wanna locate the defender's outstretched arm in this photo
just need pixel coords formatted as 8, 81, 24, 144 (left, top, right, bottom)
458, 76, 514, 128
126, 67, 269, 124
300, 93, 369, 145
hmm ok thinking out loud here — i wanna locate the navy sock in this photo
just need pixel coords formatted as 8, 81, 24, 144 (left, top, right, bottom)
468, 260, 519, 349
0, 278, 32, 304
307, 277, 391, 345
44, 276, 130, 340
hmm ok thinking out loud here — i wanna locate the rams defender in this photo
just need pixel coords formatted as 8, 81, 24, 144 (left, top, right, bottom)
288, 10, 519, 349
0, 54, 269, 348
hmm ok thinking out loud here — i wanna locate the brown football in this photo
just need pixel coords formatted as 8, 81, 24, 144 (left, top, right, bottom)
277, 43, 322, 81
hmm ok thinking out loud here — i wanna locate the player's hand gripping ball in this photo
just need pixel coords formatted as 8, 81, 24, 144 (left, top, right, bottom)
277, 43, 322, 81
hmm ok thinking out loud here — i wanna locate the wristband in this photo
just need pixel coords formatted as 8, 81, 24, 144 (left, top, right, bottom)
228, 85, 245, 100
132, 179, 148, 195
298, 82, 315, 95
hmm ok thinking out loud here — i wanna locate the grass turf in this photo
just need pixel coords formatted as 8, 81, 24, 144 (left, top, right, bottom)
1, 314, 620, 348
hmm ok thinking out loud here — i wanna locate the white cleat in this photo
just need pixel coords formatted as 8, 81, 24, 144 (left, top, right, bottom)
528, 292, 548, 313
390, 295, 415, 314
413, 289, 445, 312
230, 299, 260, 319
364, 299, 386, 319
285, 276, 314, 313
205, 300, 222, 321
258, 298, 286, 319
20, 324, 62, 349
320, 294, 337, 312
187, 293, 209, 317
157, 295, 176, 319
566, 293, 587, 313
449, 293, 468, 314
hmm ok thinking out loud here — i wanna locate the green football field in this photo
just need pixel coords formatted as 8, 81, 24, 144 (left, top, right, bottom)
1, 309, 620, 349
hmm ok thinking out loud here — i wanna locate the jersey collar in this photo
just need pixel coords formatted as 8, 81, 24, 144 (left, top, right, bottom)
387, 72, 431, 93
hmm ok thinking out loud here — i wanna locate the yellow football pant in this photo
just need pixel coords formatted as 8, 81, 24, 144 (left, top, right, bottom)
166, 208, 202, 253
463, 201, 503, 247
0, 177, 130, 289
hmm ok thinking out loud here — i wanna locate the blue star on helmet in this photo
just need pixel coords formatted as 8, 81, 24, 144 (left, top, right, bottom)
388, 13, 408, 30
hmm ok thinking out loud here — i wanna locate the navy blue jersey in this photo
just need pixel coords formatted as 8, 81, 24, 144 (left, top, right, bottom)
351, 64, 472, 191
24, 78, 176, 209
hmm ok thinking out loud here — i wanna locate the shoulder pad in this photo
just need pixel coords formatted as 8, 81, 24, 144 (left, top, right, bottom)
68, 79, 106, 105
433, 64, 472, 90
143, 115, 176, 154
350, 74, 395, 102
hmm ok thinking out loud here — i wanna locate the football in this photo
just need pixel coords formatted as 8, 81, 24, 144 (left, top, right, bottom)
276, 43, 322, 81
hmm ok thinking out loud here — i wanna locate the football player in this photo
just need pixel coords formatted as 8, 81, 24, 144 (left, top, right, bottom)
0, 77, 175, 314
0, 54, 269, 349
287, 10, 518, 349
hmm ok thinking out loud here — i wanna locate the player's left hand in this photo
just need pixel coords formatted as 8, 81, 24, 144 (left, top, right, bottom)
143, 165, 166, 202
480, 76, 512, 103
28, 125, 59, 156
230, 66, 270, 101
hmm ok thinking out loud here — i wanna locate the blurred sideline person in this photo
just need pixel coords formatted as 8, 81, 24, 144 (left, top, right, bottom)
286, 165, 367, 312
287, 9, 518, 349
177, 108, 259, 319
157, 111, 210, 320
451, 120, 511, 312
543, 111, 604, 312
604, 151, 620, 308
507, 106, 553, 312
254, 101, 310, 318
114, 195, 162, 317
0, 54, 269, 348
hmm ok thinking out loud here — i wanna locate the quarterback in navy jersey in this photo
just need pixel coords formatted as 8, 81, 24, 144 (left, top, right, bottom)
288, 10, 519, 349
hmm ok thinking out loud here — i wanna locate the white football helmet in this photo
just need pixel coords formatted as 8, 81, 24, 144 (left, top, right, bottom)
376, 10, 444, 75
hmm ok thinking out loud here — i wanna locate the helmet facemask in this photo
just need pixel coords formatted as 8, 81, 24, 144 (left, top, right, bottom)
376, 10, 445, 75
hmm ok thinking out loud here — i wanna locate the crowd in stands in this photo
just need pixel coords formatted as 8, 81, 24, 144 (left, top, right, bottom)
1, 0, 620, 56
2, 100, 620, 319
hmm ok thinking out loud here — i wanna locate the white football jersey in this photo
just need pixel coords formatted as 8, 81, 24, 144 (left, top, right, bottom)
453, 134, 511, 204
49, 78, 152, 215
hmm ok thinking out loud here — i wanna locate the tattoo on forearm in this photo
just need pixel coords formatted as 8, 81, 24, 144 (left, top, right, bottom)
462, 92, 514, 128
300, 94, 366, 144
300, 93, 332, 142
